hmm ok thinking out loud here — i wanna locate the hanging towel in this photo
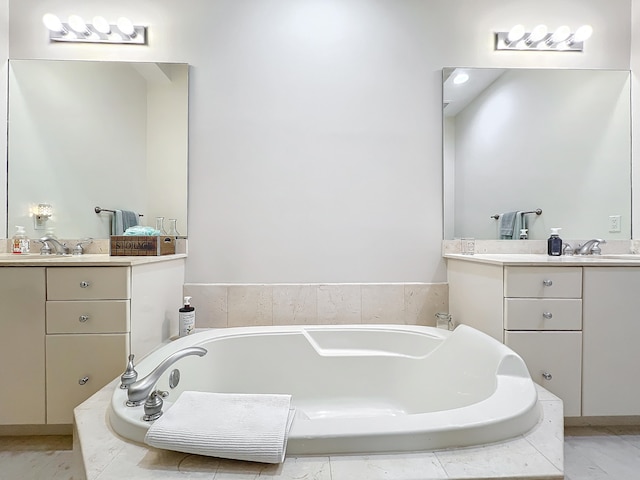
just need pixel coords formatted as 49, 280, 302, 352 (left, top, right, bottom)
499, 211, 518, 239
111, 210, 140, 235
144, 391, 295, 464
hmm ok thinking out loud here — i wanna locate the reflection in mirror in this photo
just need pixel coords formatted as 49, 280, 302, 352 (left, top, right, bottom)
443, 68, 631, 240
7, 60, 188, 239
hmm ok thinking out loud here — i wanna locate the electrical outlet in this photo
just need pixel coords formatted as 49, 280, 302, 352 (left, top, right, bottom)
609, 215, 621, 233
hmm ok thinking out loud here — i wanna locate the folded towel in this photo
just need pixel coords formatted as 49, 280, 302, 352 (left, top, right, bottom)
499, 211, 518, 239
111, 210, 140, 235
144, 391, 295, 464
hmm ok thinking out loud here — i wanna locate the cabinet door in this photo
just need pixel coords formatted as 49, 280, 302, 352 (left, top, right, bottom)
0, 268, 46, 425
46, 334, 128, 424
505, 331, 582, 417
583, 267, 640, 416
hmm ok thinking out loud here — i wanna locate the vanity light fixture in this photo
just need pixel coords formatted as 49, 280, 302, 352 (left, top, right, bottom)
495, 24, 593, 51
34, 203, 53, 230
42, 13, 146, 44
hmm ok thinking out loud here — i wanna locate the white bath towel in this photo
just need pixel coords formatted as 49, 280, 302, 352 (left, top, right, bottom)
144, 391, 295, 464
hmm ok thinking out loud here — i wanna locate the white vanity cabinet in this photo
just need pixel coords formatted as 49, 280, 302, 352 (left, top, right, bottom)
0, 268, 46, 425
582, 267, 640, 416
0, 255, 186, 429
45, 267, 131, 424
447, 259, 583, 416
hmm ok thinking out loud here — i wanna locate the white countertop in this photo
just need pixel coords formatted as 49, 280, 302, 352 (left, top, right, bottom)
0, 253, 187, 267
444, 253, 640, 266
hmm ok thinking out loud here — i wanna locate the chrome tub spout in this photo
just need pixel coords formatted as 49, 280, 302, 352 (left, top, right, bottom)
126, 346, 207, 406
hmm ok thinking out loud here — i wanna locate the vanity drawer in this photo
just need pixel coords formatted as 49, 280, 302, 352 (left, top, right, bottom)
47, 267, 130, 300
46, 300, 130, 334
504, 298, 582, 331
46, 333, 128, 424
504, 266, 582, 298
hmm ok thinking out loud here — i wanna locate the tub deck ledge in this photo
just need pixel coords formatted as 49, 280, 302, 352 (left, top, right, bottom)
73, 381, 563, 480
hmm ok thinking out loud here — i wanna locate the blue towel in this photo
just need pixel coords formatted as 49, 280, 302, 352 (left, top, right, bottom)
112, 210, 140, 235
499, 211, 518, 239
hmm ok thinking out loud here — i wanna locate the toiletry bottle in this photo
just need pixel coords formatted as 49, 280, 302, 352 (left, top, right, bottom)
547, 228, 563, 256
179, 296, 196, 337
12, 226, 29, 254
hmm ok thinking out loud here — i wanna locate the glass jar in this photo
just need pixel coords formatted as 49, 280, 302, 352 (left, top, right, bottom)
154, 216, 167, 235
167, 218, 180, 236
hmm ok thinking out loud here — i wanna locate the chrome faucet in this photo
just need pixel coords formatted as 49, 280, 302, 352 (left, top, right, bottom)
126, 346, 207, 406
574, 239, 606, 255
34, 235, 70, 255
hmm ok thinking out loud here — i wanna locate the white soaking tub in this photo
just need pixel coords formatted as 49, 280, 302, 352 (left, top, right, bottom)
109, 324, 541, 455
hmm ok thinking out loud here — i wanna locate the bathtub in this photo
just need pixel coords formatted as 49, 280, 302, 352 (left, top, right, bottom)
109, 324, 541, 455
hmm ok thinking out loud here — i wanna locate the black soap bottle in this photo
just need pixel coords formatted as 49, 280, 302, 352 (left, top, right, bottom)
547, 228, 563, 256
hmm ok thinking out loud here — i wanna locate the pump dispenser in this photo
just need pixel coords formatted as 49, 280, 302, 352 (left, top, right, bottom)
547, 228, 563, 256
178, 296, 196, 337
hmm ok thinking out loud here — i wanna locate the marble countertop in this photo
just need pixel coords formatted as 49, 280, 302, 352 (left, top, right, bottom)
0, 253, 187, 267
74, 381, 564, 480
444, 253, 640, 266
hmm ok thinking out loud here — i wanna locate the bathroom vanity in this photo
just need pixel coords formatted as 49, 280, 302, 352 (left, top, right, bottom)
446, 254, 640, 419
0, 254, 186, 428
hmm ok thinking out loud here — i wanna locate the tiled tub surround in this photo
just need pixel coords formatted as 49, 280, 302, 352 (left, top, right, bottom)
183, 283, 448, 328
75, 380, 563, 480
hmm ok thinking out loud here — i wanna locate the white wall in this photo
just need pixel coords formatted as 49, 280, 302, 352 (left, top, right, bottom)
6, 0, 633, 283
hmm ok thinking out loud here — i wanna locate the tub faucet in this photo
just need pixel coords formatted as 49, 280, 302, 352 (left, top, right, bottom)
574, 239, 606, 255
34, 235, 70, 255
126, 346, 207, 406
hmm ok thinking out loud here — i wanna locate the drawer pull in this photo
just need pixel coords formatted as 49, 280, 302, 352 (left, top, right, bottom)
542, 279, 553, 287
79, 315, 90, 323
542, 312, 553, 319
542, 372, 552, 381
80, 281, 91, 288
79, 376, 90, 385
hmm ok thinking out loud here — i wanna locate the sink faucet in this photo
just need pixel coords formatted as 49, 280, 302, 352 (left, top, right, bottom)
126, 346, 207, 406
35, 235, 70, 255
574, 239, 606, 255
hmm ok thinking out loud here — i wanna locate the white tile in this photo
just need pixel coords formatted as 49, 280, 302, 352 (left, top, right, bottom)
404, 283, 448, 326
227, 285, 273, 327
0, 435, 74, 480
435, 437, 562, 479
329, 452, 447, 479
525, 400, 564, 471
272, 285, 318, 325
316, 284, 361, 324
361, 284, 404, 324
184, 284, 228, 328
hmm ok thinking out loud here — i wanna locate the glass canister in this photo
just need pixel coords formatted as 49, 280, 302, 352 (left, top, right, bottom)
155, 216, 167, 235
167, 218, 180, 236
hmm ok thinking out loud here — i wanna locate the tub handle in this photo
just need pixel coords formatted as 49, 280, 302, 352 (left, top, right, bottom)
542, 312, 553, 319
79, 376, 89, 385
542, 372, 552, 381
542, 279, 553, 287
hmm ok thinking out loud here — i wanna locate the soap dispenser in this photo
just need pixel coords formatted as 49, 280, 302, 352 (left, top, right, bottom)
547, 228, 563, 256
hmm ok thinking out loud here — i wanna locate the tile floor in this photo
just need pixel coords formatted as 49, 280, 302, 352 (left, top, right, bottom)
1, 426, 639, 480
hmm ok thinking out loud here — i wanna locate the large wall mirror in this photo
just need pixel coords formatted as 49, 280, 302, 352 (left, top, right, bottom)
443, 68, 631, 241
7, 59, 189, 240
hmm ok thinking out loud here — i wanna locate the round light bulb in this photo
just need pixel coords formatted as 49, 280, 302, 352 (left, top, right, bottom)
68, 15, 89, 34
92, 16, 111, 34
116, 17, 135, 36
507, 24, 525, 43
453, 73, 469, 85
573, 24, 593, 43
42, 13, 66, 33
527, 24, 548, 43
550, 25, 571, 44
